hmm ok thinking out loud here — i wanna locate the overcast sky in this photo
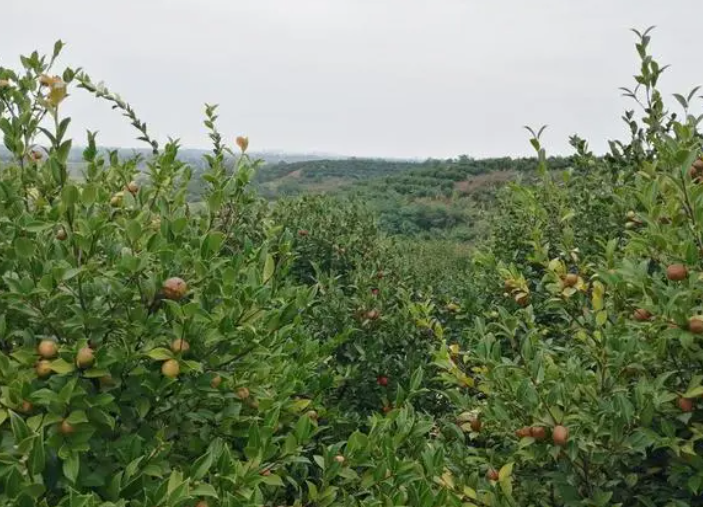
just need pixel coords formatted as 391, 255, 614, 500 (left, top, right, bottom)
3, 1, 702, 159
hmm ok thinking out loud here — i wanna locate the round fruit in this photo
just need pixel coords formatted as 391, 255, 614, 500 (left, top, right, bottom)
334, 455, 345, 464
161, 359, 180, 378
76, 347, 95, 369
35, 360, 53, 379
689, 317, 703, 335
38, 339, 58, 359
306, 410, 318, 420
110, 191, 124, 207
297, 229, 308, 237
563, 273, 579, 287
515, 293, 530, 307
366, 309, 380, 320
162, 277, 188, 300
59, 419, 75, 435
170, 338, 190, 354
531, 426, 547, 441
486, 468, 499, 481
210, 374, 222, 389
552, 425, 569, 446
371, 287, 379, 296
126, 180, 139, 194
99, 375, 115, 389
678, 397, 694, 413
382, 405, 392, 414
196, 502, 209, 507
19, 400, 33, 414
666, 264, 688, 282
260, 469, 271, 476
377, 375, 389, 386
247, 398, 260, 409
470, 417, 482, 433
515, 426, 533, 438
236, 387, 250, 400
633, 308, 652, 322
626, 210, 636, 220
56, 228, 67, 241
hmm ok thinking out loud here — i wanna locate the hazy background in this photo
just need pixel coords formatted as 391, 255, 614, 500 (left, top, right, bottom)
2, 0, 701, 158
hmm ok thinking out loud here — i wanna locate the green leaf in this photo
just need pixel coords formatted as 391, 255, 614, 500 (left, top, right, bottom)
191, 451, 213, 480
191, 483, 218, 498
61, 184, 80, 207
260, 473, 284, 487
10, 411, 30, 442
146, 348, 174, 361
50, 358, 76, 374
66, 410, 88, 425
14, 237, 35, 259
28, 432, 46, 475
63, 452, 80, 483
263, 254, 275, 283
126, 220, 142, 243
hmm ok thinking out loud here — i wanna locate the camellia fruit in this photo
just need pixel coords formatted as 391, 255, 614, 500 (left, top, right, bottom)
298, 229, 309, 237
515, 426, 533, 438
210, 374, 222, 388
377, 375, 389, 386
196, 502, 209, 507
666, 264, 688, 282
38, 339, 58, 359
236, 136, 249, 152
366, 309, 380, 320
531, 426, 547, 441
59, 419, 76, 435
110, 191, 124, 207
161, 359, 180, 378
20, 400, 33, 414
563, 273, 579, 287
76, 347, 95, 369
162, 277, 188, 301
486, 468, 499, 481
56, 228, 67, 241
126, 180, 139, 194
334, 455, 345, 464
306, 410, 318, 420
678, 397, 694, 413
236, 387, 251, 400
470, 417, 482, 433
552, 425, 569, 446
688, 317, 703, 335
170, 338, 190, 354
35, 360, 53, 379
633, 308, 652, 322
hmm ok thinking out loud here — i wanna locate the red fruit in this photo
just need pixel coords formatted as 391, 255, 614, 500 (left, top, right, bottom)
531, 426, 547, 441
59, 419, 75, 435
563, 273, 579, 287
382, 404, 392, 414
377, 375, 389, 386
162, 277, 188, 301
515, 426, 533, 438
371, 288, 379, 296
552, 425, 569, 446
633, 308, 652, 322
666, 264, 688, 282
470, 417, 482, 433
688, 317, 703, 335
678, 397, 694, 413
486, 468, 499, 481
19, 400, 33, 414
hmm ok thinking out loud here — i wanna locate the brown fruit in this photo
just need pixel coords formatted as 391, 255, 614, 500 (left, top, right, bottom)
666, 264, 688, 282
19, 400, 33, 414
678, 397, 694, 413
552, 425, 569, 446
334, 455, 345, 464
515, 293, 530, 307
99, 375, 115, 389
633, 308, 652, 322
486, 468, 499, 481
382, 405, 392, 414
56, 228, 67, 241
531, 426, 547, 441
38, 339, 58, 359
210, 374, 222, 389
689, 317, 703, 335
366, 309, 380, 320
563, 273, 579, 288
236, 387, 250, 400
35, 360, 53, 379
161, 359, 180, 378
126, 180, 139, 194
298, 229, 309, 237
170, 338, 190, 354
162, 277, 188, 300
59, 419, 75, 435
196, 502, 209, 507
236, 136, 249, 152
377, 375, 389, 386
470, 417, 482, 433
76, 347, 95, 369
515, 426, 533, 439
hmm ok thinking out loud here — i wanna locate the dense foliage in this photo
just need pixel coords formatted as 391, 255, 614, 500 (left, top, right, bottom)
3, 28, 703, 507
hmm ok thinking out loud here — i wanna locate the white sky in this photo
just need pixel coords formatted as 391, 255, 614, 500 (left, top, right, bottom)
2, 1, 702, 159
